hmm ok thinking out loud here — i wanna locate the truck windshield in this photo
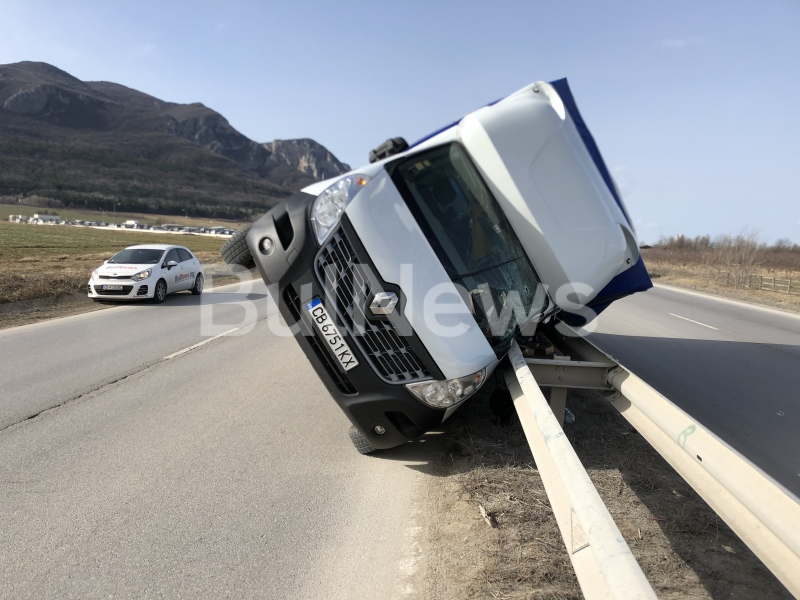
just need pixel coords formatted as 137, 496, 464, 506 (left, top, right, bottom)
391, 143, 549, 352
108, 248, 164, 264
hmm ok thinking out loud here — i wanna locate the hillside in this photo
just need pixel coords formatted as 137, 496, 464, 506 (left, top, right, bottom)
0, 61, 350, 220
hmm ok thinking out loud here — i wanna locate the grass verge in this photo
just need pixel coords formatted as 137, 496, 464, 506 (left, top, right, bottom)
644, 263, 800, 315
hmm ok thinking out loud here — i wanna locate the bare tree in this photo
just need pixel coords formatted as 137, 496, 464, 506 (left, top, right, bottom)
716, 230, 762, 288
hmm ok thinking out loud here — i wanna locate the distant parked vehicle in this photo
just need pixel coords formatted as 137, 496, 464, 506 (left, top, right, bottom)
88, 244, 205, 303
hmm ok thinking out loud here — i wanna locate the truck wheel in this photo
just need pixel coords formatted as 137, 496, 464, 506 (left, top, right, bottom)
220, 226, 255, 269
349, 427, 375, 455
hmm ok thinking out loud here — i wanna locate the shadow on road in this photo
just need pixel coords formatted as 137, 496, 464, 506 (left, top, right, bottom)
97, 291, 268, 308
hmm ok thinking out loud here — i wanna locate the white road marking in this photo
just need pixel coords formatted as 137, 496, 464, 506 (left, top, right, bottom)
163, 326, 242, 360
654, 283, 800, 321
668, 313, 719, 330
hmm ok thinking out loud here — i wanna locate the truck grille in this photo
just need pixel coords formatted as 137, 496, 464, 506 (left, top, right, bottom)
283, 286, 357, 395
315, 230, 429, 383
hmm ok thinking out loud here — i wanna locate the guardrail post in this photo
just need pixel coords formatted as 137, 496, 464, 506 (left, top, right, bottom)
549, 387, 567, 427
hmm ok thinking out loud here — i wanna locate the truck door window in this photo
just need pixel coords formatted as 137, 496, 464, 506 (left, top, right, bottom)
391, 143, 549, 351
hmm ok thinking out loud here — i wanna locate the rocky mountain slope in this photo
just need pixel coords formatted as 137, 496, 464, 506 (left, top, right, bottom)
0, 61, 350, 220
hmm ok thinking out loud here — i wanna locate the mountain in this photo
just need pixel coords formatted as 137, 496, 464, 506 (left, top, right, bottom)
0, 61, 351, 220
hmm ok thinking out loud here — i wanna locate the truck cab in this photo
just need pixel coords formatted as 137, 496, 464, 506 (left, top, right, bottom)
224, 79, 651, 452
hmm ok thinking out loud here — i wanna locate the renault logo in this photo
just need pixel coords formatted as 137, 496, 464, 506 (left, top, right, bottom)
370, 292, 398, 315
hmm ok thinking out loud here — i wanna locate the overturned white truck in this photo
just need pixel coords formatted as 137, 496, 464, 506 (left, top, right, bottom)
222, 79, 652, 453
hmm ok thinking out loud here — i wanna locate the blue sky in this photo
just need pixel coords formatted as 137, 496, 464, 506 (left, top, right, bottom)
2, 0, 799, 243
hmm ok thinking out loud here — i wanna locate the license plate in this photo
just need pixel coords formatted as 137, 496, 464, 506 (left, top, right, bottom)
304, 297, 359, 372
103, 285, 124, 291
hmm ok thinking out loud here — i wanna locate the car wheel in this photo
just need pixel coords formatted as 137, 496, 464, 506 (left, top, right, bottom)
348, 427, 375, 455
191, 273, 204, 295
220, 225, 256, 269
153, 279, 168, 304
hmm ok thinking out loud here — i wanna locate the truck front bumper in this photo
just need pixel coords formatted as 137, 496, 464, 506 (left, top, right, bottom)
246, 192, 450, 450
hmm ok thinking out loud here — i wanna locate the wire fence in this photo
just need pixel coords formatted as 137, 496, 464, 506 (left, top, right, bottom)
713, 273, 799, 295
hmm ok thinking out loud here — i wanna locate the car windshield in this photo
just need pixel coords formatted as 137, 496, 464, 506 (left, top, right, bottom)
391, 143, 549, 352
108, 248, 164, 264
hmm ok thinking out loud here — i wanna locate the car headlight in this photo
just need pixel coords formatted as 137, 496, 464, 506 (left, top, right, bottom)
405, 369, 487, 409
132, 268, 152, 282
310, 174, 371, 243
91, 269, 99, 279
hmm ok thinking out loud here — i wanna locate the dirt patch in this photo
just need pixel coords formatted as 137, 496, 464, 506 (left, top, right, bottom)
411, 381, 791, 599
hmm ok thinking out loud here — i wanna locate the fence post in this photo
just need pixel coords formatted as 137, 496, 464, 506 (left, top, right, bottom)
771, 277, 775, 291
759, 275, 763, 290
726, 273, 730, 286
789, 279, 792, 295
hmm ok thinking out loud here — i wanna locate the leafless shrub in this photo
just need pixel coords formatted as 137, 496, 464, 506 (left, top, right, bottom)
643, 231, 800, 285
714, 231, 762, 288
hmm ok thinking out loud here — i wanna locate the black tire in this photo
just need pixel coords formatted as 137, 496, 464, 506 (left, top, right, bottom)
153, 279, 167, 304
349, 427, 375, 455
191, 273, 204, 295
220, 226, 255, 269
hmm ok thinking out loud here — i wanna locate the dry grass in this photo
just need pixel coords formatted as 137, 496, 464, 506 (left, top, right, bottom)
0, 221, 226, 304
0, 221, 253, 328
646, 262, 800, 314
415, 381, 791, 599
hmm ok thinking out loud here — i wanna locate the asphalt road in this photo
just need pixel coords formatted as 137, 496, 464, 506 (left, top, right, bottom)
0, 282, 433, 599
3, 280, 799, 597
589, 284, 800, 498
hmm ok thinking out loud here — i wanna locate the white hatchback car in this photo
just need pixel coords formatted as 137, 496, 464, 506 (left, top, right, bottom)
88, 244, 204, 303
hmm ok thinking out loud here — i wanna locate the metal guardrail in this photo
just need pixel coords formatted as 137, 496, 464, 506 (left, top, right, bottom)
508, 324, 800, 598
505, 341, 657, 600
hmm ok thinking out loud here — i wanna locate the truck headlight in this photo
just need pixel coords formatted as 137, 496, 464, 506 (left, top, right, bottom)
310, 174, 370, 243
405, 369, 487, 409
132, 269, 152, 282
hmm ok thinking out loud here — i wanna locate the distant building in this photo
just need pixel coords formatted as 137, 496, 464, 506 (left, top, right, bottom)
31, 214, 61, 224
8, 214, 29, 223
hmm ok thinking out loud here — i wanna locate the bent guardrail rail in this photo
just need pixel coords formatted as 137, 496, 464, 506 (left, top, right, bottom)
511, 323, 800, 598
